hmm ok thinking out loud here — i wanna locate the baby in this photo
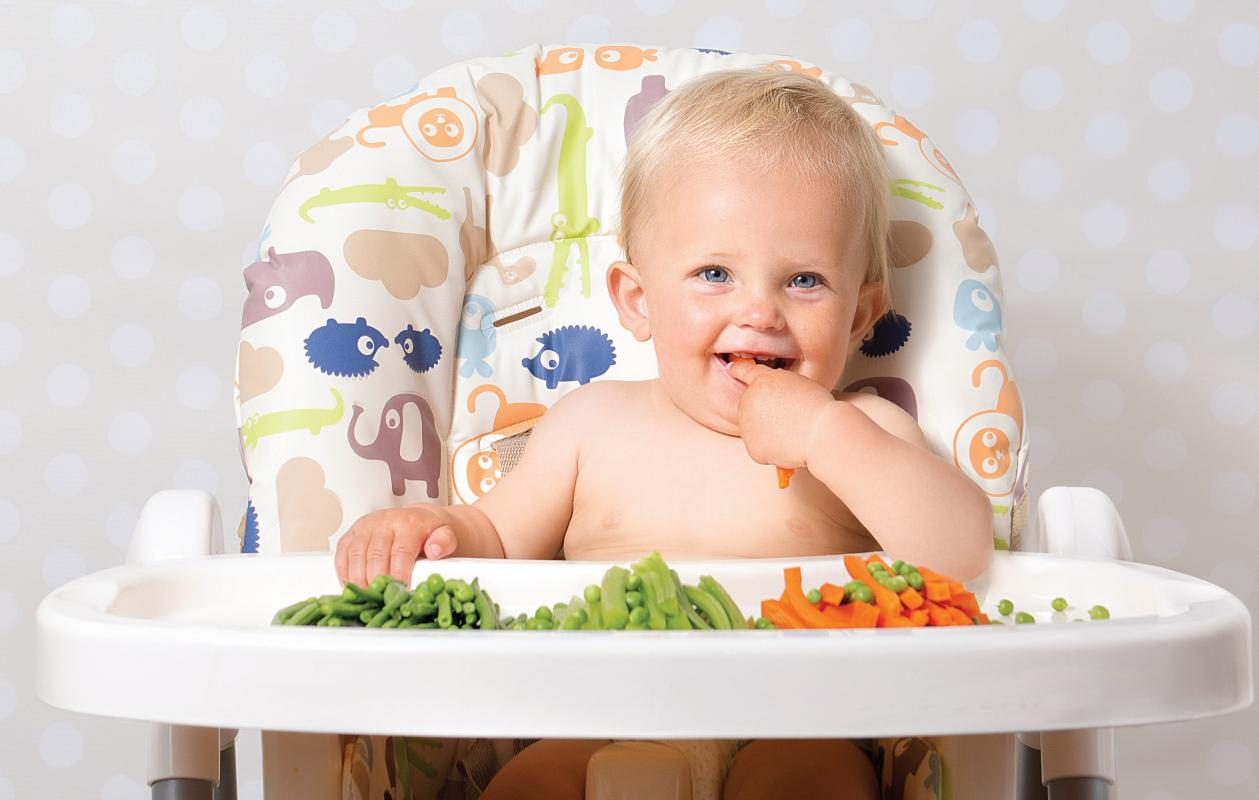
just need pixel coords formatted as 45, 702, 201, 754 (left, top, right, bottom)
336, 68, 993, 800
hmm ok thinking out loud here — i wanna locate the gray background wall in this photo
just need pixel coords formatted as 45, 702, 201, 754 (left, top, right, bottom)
2, 1, 1256, 797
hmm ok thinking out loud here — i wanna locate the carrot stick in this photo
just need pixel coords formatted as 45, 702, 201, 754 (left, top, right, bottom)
899, 586, 925, 610
846, 600, 880, 628
819, 583, 846, 607
924, 581, 952, 603
926, 601, 955, 627
843, 555, 902, 625
947, 606, 974, 626
907, 608, 929, 627
761, 598, 805, 629
783, 567, 839, 628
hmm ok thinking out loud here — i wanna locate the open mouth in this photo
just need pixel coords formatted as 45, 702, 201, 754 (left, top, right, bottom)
717, 352, 796, 371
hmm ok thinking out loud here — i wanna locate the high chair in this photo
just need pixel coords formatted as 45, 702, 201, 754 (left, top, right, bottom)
34, 44, 1253, 800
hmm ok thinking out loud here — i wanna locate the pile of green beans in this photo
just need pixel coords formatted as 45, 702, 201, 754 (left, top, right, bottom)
271, 572, 501, 630
501, 552, 752, 631
990, 596, 1111, 625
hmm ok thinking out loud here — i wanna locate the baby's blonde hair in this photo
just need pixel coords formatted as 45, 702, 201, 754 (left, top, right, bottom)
618, 67, 892, 308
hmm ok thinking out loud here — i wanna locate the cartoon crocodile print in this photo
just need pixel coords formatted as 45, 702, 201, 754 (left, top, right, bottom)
298, 178, 451, 223
240, 388, 345, 450
540, 94, 600, 307
890, 178, 946, 210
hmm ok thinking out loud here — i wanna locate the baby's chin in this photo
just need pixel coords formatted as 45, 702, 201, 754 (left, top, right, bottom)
655, 378, 741, 436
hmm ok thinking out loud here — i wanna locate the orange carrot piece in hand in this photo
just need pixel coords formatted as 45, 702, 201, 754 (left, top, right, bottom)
777, 467, 795, 489
761, 599, 805, 629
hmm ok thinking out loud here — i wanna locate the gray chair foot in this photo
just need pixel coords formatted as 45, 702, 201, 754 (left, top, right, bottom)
151, 778, 213, 800
214, 742, 237, 800
1047, 777, 1111, 800
1016, 739, 1048, 800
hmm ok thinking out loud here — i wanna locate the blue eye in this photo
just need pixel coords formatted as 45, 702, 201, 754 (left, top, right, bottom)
791, 273, 820, 289
699, 267, 729, 283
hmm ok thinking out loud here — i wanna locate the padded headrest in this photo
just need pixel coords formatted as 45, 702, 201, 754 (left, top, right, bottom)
234, 43, 1028, 555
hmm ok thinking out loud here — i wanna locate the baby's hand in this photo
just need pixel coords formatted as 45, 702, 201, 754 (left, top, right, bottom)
334, 504, 457, 587
726, 360, 835, 469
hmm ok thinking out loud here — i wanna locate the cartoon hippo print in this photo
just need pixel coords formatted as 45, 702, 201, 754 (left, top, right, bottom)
241, 247, 335, 330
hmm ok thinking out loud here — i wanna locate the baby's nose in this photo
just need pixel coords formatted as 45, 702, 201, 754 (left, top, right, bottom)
735, 294, 785, 330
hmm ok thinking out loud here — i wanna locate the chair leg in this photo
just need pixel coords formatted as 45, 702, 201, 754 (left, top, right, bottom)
151, 779, 213, 800
1039, 728, 1114, 799
214, 741, 237, 800
1045, 777, 1110, 799
1016, 733, 1048, 800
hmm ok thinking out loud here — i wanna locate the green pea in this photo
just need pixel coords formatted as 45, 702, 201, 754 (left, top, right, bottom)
1051, 597, 1068, 612
462, 601, 476, 616
890, 559, 905, 574
625, 590, 644, 608
887, 576, 908, 593
425, 574, 445, 595
629, 606, 649, 625
1089, 605, 1110, 620
868, 562, 886, 574
584, 585, 602, 604
851, 586, 874, 604
570, 609, 588, 626
843, 580, 864, 597
755, 617, 774, 629
561, 614, 585, 630
626, 573, 643, 592
535, 606, 554, 622
906, 572, 924, 590
806, 589, 822, 604
1015, 611, 1035, 624
997, 599, 1014, 616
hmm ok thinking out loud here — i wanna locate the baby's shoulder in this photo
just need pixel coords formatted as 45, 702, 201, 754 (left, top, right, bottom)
544, 379, 641, 424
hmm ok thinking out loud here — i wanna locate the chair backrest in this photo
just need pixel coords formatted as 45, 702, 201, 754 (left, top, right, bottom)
234, 43, 1029, 556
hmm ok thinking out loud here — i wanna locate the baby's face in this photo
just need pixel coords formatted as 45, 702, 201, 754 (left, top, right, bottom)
612, 155, 883, 435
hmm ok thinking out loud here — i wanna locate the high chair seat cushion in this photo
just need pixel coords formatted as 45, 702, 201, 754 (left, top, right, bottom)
235, 43, 1027, 559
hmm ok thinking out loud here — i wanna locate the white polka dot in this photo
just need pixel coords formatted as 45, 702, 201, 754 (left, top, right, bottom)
828, 19, 874, 63
50, 4, 95, 49
43, 545, 87, 589
1014, 249, 1060, 292
47, 183, 93, 230
1212, 293, 1258, 338
0, 231, 22, 276
1213, 204, 1259, 251
109, 412, 152, 457
1144, 340, 1187, 383
106, 503, 139, 550
1019, 66, 1064, 110
371, 55, 417, 102
956, 20, 1001, 63
0, 675, 14, 720
892, 0, 935, 20
0, 322, 21, 366
180, 96, 225, 141
181, 5, 227, 51
47, 274, 91, 319
1082, 203, 1128, 248
1088, 21, 1131, 65
113, 51, 156, 96
0, 409, 20, 455
173, 458, 221, 495
111, 235, 155, 280
1149, 68, 1194, 112
1080, 380, 1125, 424
1085, 111, 1130, 156
1147, 159, 1192, 203
177, 276, 223, 321
1140, 516, 1186, 561
1208, 561, 1255, 603
0, 590, 14, 631
312, 9, 356, 53
764, 0, 806, 17
441, 10, 485, 54
890, 64, 933, 109
179, 185, 224, 232
47, 363, 91, 408
1219, 23, 1259, 67
0, 137, 23, 183
110, 138, 156, 185
954, 109, 999, 154
49, 93, 93, 138
45, 453, 89, 497
245, 54, 288, 98
1144, 250, 1190, 295
101, 774, 148, 800
0, 49, 25, 93
694, 16, 743, 52
176, 365, 223, 410
312, 97, 353, 138
1021, 0, 1064, 21
1151, 0, 1194, 23
1010, 336, 1057, 382
39, 721, 84, 768
1216, 112, 1259, 159
1143, 428, 1187, 472
0, 498, 17, 543
243, 142, 288, 187
109, 323, 155, 367
1082, 469, 1125, 506
635, 0, 675, 16
1210, 471, 1256, 516
1083, 292, 1126, 334
563, 15, 608, 42
1029, 424, 1056, 468
1017, 155, 1062, 202
1211, 383, 1256, 427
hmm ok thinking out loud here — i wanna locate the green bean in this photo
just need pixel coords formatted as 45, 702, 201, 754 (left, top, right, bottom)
636, 557, 682, 617
1015, 611, 1035, 624
398, 617, 419, 628
436, 591, 453, 628
382, 618, 400, 629
562, 613, 585, 630
273, 597, 317, 625
343, 582, 384, 605
600, 566, 631, 630
666, 570, 704, 629
452, 583, 475, 604
286, 601, 323, 626
325, 616, 344, 627
369, 575, 391, 594
415, 622, 438, 629
684, 585, 732, 630
997, 598, 1014, 616
368, 587, 410, 627
585, 602, 604, 630
316, 615, 331, 626
413, 585, 434, 604
624, 622, 647, 630
359, 609, 374, 624
698, 576, 746, 632
1052, 597, 1068, 612
474, 589, 500, 630
464, 611, 478, 626
1088, 605, 1110, 620
461, 601, 476, 616
323, 601, 372, 619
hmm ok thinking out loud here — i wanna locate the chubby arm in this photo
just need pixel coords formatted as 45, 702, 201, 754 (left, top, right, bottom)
805, 394, 995, 581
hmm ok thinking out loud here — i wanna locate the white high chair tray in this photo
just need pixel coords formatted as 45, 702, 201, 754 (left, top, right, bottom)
36, 552, 1251, 739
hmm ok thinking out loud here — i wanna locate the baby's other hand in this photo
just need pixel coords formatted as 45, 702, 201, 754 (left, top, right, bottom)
334, 505, 457, 588
727, 360, 834, 468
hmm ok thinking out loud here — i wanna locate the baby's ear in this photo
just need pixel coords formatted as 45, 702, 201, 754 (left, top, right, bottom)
847, 282, 888, 353
607, 260, 652, 342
